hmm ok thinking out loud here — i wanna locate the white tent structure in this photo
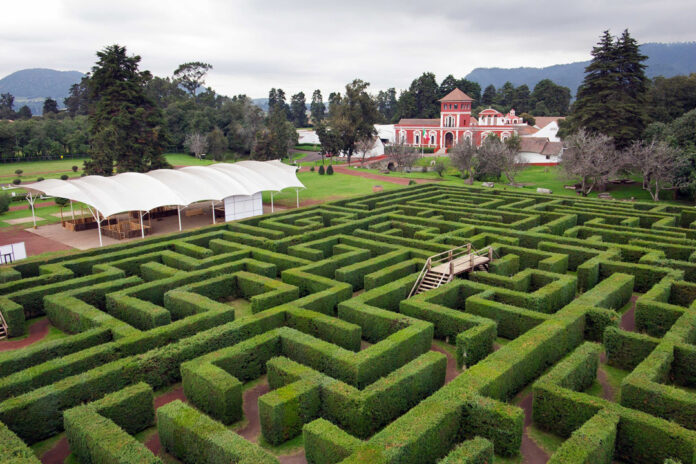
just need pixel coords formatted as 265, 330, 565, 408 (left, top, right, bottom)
23, 160, 304, 247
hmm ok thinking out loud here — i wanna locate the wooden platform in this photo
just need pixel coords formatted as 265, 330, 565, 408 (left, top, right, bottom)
431, 254, 491, 275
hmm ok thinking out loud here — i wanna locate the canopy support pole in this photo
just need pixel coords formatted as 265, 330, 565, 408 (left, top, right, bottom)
139, 211, 145, 239
271, 192, 274, 213
211, 201, 216, 224
26, 192, 37, 228
70, 201, 75, 220
86, 206, 103, 247
177, 206, 182, 231
296, 188, 299, 208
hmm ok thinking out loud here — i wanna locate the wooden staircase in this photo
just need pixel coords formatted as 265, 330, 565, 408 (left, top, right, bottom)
409, 244, 493, 298
0, 310, 8, 340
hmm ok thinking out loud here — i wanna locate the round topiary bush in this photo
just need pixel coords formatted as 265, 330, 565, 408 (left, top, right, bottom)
318, 165, 325, 175
408, 179, 417, 185
55, 197, 70, 207
15, 169, 22, 176
36, 177, 44, 182
60, 174, 69, 180
327, 165, 334, 175
12, 178, 21, 185
310, 166, 315, 172
72, 165, 78, 172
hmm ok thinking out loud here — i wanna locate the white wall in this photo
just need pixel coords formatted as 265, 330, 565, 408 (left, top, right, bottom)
518, 152, 561, 164
224, 192, 263, 221
533, 121, 560, 142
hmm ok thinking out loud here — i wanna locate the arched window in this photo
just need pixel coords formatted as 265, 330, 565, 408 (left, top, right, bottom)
414, 132, 420, 145
399, 131, 406, 143
430, 134, 436, 145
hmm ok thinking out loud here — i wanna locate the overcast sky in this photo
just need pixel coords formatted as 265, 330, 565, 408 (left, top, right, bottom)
1, 0, 694, 98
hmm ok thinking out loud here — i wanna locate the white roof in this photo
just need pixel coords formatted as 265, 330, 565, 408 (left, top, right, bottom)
23, 160, 304, 218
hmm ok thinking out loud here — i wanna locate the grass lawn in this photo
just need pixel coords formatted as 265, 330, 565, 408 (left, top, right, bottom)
262, 171, 402, 207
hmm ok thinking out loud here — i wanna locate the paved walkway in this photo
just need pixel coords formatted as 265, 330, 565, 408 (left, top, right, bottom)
332, 165, 440, 186
0, 228, 72, 257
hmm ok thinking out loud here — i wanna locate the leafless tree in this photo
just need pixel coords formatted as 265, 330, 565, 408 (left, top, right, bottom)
356, 136, 378, 166
561, 129, 617, 196
449, 138, 477, 184
184, 133, 208, 159
501, 135, 524, 186
385, 142, 418, 171
623, 139, 688, 201
476, 136, 506, 181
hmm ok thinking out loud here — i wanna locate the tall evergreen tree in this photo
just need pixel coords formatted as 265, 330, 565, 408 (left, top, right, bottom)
64, 76, 91, 117
375, 88, 398, 122
481, 85, 496, 106
310, 89, 326, 125
498, 82, 516, 108
0, 93, 15, 119
290, 91, 308, 127
84, 44, 170, 175
530, 79, 571, 116
406, 72, 440, 118
565, 30, 648, 147
42, 98, 59, 115
512, 84, 531, 114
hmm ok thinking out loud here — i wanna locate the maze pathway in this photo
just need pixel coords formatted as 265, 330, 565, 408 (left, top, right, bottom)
1, 183, 696, 464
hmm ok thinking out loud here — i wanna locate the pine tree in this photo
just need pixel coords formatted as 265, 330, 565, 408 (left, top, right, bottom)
290, 91, 308, 127
565, 30, 648, 148
481, 85, 496, 106
310, 90, 326, 125
84, 44, 170, 175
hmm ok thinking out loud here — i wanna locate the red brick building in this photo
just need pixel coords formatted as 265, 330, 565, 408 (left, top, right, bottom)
394, 88, 521, 151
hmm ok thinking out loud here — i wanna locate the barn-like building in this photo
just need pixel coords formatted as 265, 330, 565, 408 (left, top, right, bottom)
394, 88, 521, 151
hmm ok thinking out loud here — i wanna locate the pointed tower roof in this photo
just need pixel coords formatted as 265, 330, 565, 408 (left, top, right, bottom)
438, 88, 473, 102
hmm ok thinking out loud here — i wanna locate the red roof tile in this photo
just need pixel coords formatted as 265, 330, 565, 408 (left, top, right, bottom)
396, 118, 440, 126
439, 88, 473, 102
534, 116, 565, 129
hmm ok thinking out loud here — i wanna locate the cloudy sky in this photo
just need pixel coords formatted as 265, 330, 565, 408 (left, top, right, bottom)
1, 0, 694, 98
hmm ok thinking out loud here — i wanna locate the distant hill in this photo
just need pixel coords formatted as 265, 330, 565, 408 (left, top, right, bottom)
0, 68, 84, 115
465, 42, 696, 96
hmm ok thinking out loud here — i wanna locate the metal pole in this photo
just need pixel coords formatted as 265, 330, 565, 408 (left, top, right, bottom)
212, 201, 216, 224
177, 206, 182, 231
139, 211, 145, 239
271, 192, 274, 213
28, 192, 36, 228
70, 200, 74, 220
96, 211, 102, 247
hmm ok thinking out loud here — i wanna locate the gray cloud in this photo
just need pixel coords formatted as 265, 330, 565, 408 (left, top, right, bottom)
1, 0, 694, 98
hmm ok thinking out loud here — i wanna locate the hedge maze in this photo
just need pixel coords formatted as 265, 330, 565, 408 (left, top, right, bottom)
1, 183, 696, 463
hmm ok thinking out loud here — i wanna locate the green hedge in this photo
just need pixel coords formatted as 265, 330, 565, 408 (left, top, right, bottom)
157, 400, 278, 464
181, 361, 242, 424
0, 298, 25, 337
260, 378, 321, 445
303, 418, 363, 464
438, 437, 494, 464
0, 420, 40, 463
547, 409, 619, 464
604, 326, 659, 370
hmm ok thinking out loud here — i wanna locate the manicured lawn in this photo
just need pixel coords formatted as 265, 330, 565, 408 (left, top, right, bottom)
0, 158, 88, 180
164, 153, 216, 166
262, 171, 402, 207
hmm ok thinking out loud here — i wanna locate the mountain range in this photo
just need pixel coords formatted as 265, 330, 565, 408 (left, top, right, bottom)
464, 42, 696, 95
0, 68, 84, 116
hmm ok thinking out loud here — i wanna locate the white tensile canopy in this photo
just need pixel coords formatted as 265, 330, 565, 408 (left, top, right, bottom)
22, 160, 304, 246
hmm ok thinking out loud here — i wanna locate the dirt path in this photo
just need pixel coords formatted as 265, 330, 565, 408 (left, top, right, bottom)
237, 382, 271, 441
145, 386, 188, 456
519, 393, 550, 464
332, 165, 439, 186
279, 451, 308, 464
596, 368, 614, 402
620, 295, 638, 332
40, 436, 70, 464
9, 201, 56, 211
0, 318, 50, 351
430, 343, 461, 384
0, 228, 73, 256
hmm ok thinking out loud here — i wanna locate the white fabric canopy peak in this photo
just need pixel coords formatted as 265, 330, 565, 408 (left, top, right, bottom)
23, 160, 304, 218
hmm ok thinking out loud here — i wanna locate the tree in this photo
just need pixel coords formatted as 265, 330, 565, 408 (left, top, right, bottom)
404, 72, 440, 118
16, 106, 32, 120
512, 85, 532, 114
64, 75, 91, 117
385, 142, 418, 172
310, 90, 326, 125
647, 74, 696, 123
449, 138, 477, 184
0, 93, 14, 119
290, 92, 308, 127
481, 85, 496, 107
438, 75, 481, 106
376, 88, 398, 123
560, 129, 617, 195
501, 135, 523, 185
42, 98, 59, 115
84, 44, 171, 175
564, 30, 648, 148
173, 62, 213, 100
530, 79, 571, 116
206, 127, 227, 161
252, 106, 298, 160
328, 92, 342, 117
356, 136, 377, 165
184, 133, 208, 159
520, 113, 536, 126
498, 82, 516, 108
268, 88, 290, 120
328, 79, 379, 165
623, 139, 688, 201
476, 136, 517, 182
315, 121, 342, 165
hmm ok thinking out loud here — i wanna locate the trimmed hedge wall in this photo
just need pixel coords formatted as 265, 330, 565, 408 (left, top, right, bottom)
0, 420, 40, 463
303, 418, 362, 464
157, 400, 278, 464
181, 361, 242, 425
438, 437, 494, 464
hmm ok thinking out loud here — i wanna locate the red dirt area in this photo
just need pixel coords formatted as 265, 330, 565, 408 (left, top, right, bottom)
237, 382, 271, 441
279, 451, 307, 464
40, 436, 70, 464
597, 368, 615, 401
0, 318, 50, 351
0, 227, 73, 257
333, 165, 438, 186
430, 343, 461, 384
9, 201, 55, 211
145, 386, 188, 456
620, 295, 638, 332
519, 393, 550, 464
